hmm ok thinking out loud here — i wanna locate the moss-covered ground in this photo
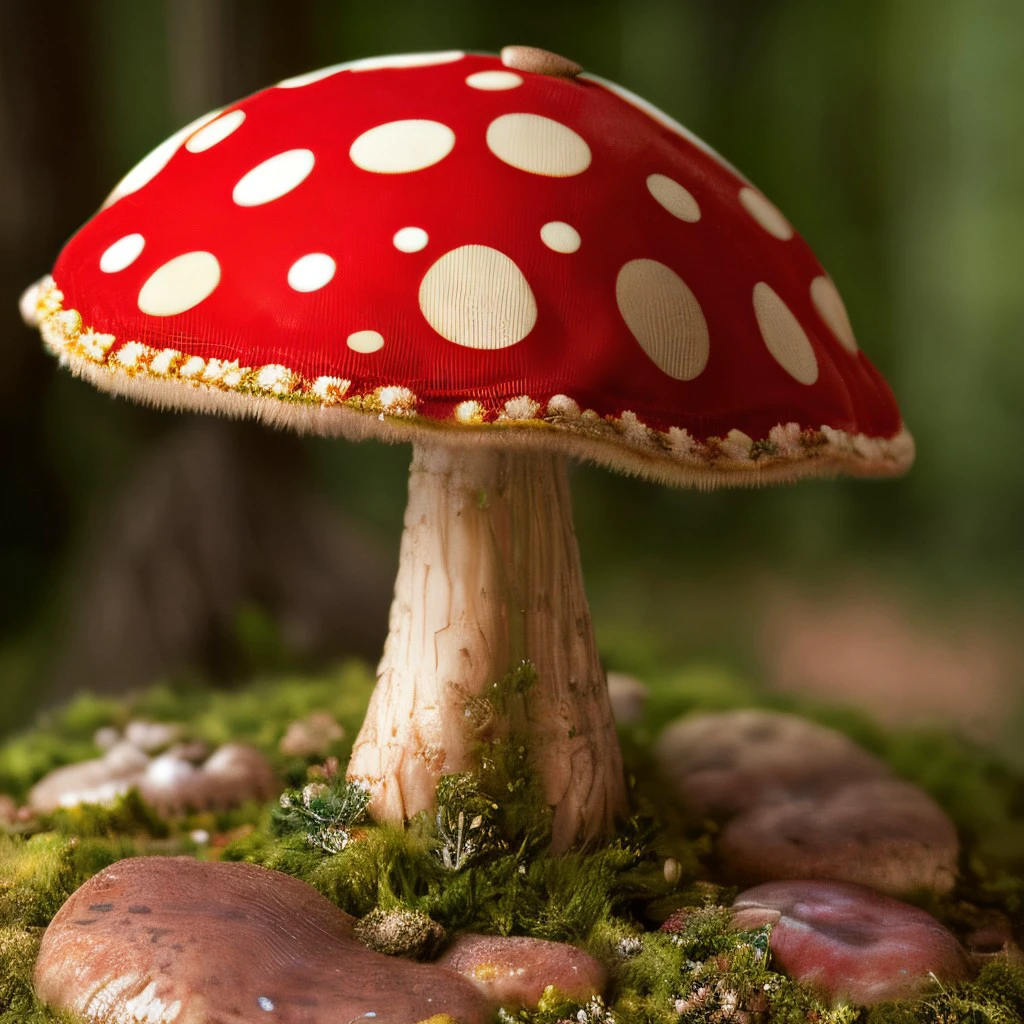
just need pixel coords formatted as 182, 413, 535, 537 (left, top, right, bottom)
1, 660, 1022, 1024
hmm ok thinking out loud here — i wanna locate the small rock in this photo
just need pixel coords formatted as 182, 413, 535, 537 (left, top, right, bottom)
28, 741, 149, 811
438, 934, 607, 1008
656, 710, 888, 818
0, 794, 17, 825
731, 880, 973, 1005
355, 908, 446, 959
28, 741, 276, 815
279, 711, 345, 757
656, 710, 959, 896
200, 743, 278, 807
605, 672, 648, 725
92, 726, 121, 752
35, 857, 493, 1024
124, 720, 183, 753
719, 778, 958, 896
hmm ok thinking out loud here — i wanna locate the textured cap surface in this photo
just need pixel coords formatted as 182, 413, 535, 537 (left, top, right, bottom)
27, 49, 912, 486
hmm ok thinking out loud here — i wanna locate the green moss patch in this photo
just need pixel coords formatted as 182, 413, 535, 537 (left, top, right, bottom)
1, 659, 1022, 1023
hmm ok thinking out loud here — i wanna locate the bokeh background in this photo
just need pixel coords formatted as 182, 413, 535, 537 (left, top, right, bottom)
2, 1, 1022, 757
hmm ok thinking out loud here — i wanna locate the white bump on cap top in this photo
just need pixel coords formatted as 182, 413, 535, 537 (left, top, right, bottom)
486, 114, 591, 177
393, 227, 429, 252
100, 233, 146, 273
419, 245, 538, 350
288, 253, 336, 292
105, 108, 223, 206
347, 330, 385, 353
350, 120, 456, 174
466, 70, 523, 91
138, 252, 221, 317
753, 282, 819, 384
810, 275, 858, 354
616, 259, 709, 382
186, 110, 246, 153
233, 149, 315, 207
540, 221, 581, 253
739, 187, 794, 240
646, 174, 701, 223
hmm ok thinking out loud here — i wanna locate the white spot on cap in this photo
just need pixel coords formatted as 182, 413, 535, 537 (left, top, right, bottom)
466, 70, 523, 91
647, 174, 701, 222
348, 51, 465, 72
754, 282, 818, 384
233, 149, 315, 206
288, 253, 336, 292
105, 108, 223, 206
186, 109, 245, 153
419, 245, 537, 349
258, 996, 275, 1012
393, 227, 429, 252
138, 252, 220, 317
276, 64, 348, 89
347, 330, 385, 353
616, 259, 709, 381
350, 120, 455, 174
739, 187, 794, 240
540, 221, 581, 253
100, 234, 146, 273
811, 275, 857, 354
486, 114, 591, 177
278, 53, 465, 89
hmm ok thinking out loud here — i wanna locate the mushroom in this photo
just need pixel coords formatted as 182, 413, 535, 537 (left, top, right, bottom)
22, 48, 912, 851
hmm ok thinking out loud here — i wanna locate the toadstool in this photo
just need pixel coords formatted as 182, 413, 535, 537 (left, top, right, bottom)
22, 47, 912, 851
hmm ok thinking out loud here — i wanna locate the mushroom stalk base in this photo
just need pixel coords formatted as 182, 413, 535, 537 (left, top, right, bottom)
348, 442, 627, 851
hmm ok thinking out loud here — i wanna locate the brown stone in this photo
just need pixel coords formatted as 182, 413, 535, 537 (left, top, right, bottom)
35, 857, 493, 1024
605, 672, 648, 725
731, 880, 973, 1005
279, 711, 345, 757
719, 778, 959, 896
655, 710, 889, 819
656, 709, 959, 896
437, 934, 606, 1008
500, 46, 583, 78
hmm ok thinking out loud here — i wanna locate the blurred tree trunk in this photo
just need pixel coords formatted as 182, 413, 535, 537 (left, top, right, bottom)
44, 0, 391, 701
0, 2, 99, 639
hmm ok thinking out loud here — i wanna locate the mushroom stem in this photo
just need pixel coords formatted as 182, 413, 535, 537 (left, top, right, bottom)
347, 441, 627, 851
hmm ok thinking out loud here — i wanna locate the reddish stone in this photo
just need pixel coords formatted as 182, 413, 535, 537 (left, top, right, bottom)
719, 778, 958, 896
655, 710, 889, 818
731, 880, 973, 1005
438, 933, 607, 1008
35, 857, 493, 1024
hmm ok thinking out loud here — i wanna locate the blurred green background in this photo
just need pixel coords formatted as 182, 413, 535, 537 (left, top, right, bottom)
1, 1, 1022, 752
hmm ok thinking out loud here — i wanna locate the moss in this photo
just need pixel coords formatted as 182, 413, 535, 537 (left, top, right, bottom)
2, 658, 1023, 1024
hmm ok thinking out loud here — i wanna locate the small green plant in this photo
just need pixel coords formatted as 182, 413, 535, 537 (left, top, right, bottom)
433, 773, 505, 871
274, 773, 371, 854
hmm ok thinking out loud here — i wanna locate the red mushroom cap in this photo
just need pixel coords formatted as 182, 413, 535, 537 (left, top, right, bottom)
26, 48, 912, 486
